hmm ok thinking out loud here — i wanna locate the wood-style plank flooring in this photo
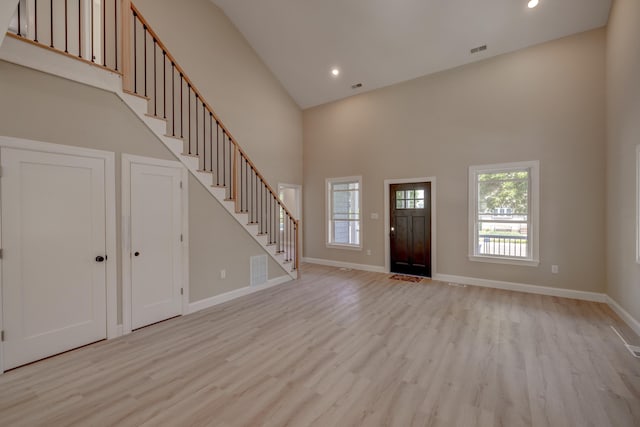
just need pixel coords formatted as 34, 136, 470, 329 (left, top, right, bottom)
1, 263, 639, 426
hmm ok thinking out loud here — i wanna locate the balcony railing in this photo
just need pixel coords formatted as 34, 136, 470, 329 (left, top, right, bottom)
478, 234, 528, 258
8, 0, 121, 72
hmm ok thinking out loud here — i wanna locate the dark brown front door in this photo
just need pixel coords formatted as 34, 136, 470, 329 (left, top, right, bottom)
390, 182, 431, 277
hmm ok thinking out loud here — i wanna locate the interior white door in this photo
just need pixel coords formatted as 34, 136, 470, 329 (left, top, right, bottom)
130, 163, 183, 329
1, 147, 107, 370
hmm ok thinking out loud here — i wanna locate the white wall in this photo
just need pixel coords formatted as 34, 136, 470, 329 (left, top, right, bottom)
606, 0, 640, 323
303, 29, 606, 293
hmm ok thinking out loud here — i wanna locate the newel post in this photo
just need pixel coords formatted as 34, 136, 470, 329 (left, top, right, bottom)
121, 0, 132, 91
233, 144, 238, 211
295, 219, 300, 275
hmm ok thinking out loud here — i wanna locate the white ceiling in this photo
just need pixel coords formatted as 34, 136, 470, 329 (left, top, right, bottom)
212, 0, 611, 109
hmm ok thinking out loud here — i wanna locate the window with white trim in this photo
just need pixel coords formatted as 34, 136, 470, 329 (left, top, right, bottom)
469, 161, 539, 266
326, 176, 362, 249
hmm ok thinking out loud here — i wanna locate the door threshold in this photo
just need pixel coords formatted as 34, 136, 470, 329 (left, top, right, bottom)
132, 315, 181, 332
4, 339, 106, 372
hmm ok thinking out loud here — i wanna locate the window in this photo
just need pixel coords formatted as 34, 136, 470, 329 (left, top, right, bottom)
327, 176, 362, 249
395, 189, 425, 209
469, 161, 539, 266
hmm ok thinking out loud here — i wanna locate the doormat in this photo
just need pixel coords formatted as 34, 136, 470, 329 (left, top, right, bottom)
390, 274, 423, 283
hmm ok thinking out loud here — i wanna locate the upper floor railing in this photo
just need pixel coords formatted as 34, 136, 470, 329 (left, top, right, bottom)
9, 0, 120, 71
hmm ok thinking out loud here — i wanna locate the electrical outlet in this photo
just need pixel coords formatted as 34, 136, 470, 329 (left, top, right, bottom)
370, 213, 379, 220
220, 269, 226, 279
366, 249, 372, 256
551, 265, 559, 274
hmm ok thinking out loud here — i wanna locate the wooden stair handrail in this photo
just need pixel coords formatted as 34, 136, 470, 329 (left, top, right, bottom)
128, 3, 297, 222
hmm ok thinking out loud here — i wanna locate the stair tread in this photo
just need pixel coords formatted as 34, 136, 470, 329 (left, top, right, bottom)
180, 152, 200, 158
122, 89, 150, 101
145, 113, 168, 122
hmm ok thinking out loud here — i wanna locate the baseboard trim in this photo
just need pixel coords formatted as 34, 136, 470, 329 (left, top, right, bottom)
606, 296, 640, 337
433, 273, 607, 303
302, 257, 386, 273
187, 275, 292, 315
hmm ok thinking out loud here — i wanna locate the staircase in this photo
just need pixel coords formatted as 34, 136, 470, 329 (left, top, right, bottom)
4, 0, 299, 278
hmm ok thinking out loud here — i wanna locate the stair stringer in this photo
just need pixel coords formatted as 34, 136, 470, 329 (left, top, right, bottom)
116, 91, 297, 279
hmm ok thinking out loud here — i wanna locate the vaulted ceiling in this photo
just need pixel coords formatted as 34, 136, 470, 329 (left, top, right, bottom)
212, 0, 611, 109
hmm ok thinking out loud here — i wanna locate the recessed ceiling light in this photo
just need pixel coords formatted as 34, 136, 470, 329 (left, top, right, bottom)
528, 0, 539, 8
331, 68, 340, 77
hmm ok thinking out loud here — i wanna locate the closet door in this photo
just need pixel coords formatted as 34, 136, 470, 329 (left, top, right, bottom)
1, 147, 107, 370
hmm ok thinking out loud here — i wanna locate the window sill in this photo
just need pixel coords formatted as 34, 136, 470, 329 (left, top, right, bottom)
326, 243, 362, 251
468, 255, 539, 267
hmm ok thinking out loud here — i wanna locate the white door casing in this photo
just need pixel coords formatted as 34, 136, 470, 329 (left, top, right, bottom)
278, 183, 302, 220
0, 137, 117, 373
122, 155, 188, 333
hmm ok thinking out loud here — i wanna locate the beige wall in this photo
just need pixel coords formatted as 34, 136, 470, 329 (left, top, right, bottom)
606, 0, 640, 321
134, 0, 302, 188
0, 60, 286, 322
303, 29, 606, 293
189, 173, 284, 302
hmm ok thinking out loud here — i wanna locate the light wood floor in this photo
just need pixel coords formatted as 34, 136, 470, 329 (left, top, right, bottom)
1, 264, 639, 427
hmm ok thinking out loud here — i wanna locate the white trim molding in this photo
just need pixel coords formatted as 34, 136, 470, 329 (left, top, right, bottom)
302, 257, 386, 273
607, 296, 640, 337
383, 176, 437, 276
121, 154, 189, 335
187, 276, 292, 315
433, 273, 606, 303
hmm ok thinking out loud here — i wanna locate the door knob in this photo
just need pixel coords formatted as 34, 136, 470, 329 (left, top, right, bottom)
95, 255, 105, 262
134, 252, 140, 257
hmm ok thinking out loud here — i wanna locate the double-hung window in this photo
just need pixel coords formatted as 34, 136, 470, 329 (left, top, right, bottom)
469, 161, 539, 266
327, 176, 362, 249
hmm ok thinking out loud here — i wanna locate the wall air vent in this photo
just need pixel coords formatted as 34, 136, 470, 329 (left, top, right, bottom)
351, 83, 363, 90
470, 45, 487, 54
250, 255, 268, 287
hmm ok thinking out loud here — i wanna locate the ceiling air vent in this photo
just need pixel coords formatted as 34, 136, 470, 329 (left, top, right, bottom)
470, 45, 487, 54
351, 83, 363, 90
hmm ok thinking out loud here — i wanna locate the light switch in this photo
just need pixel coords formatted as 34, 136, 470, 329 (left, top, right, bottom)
370, 213, 379, 220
